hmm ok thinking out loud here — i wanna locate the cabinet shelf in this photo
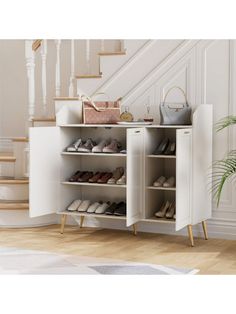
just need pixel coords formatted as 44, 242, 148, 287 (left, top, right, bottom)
61, 152, 126, 157
62, 181, 126, 188
58, 210, 126, 220
147, 155, 176, 159
147, 186, 176, 191
142, 217, 175, 224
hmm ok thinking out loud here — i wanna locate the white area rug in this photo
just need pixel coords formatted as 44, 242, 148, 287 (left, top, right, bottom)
0, 247, 199, 275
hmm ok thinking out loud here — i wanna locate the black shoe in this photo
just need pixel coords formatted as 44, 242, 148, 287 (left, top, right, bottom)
114, 202, 126, 216
164, 142, 176, 155
153, 138, 169, 155
105, 202, 117, 215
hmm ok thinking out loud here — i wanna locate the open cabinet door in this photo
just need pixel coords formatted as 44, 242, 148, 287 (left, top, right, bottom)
29, 127, 60, 217
126, 128, 144, 227
176, 129, 192, 231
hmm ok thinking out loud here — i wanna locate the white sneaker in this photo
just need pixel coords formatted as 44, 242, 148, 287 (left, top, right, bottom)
163, 176, 175, 188
155, 201, 170, 218
77, 200, 91, 212
166, 202, 175, 219
66, 139, 82, 152
87, 201, 102, 213
92, 140, 108, 153
67, 199, 82, 211
95, 202, 111, 214
153, 176, 166, 187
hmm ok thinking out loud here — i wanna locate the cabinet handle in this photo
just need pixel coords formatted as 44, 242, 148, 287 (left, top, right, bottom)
135, 131, 140, 134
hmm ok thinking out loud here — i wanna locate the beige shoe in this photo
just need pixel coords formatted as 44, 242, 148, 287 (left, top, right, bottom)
153, 176, 166, 187
86, 201, 102, 213
107, 167, 124, 184
95, 202, 111, 214
155, 201, 170, 218
166, 202, 175, 219
67, 199, 81, 211
116, 173, 126, 185
77, 200, 91, 212
163, 176, 175, 188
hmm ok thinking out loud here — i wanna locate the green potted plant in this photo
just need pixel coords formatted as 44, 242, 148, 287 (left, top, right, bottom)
212, 116, 236, 205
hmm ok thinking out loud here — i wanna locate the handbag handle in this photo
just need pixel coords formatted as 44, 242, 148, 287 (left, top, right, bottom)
82, 93, 122, 112
163, 86, 188, 105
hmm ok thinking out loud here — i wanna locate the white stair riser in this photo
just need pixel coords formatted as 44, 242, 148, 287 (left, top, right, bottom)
13, 141, 29, 178
77, 40, 148, 96
0, 163, 15, 178
0, 185, 29, 201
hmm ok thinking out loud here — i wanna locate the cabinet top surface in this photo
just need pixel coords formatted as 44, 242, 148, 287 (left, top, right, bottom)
59, 124, 193, 129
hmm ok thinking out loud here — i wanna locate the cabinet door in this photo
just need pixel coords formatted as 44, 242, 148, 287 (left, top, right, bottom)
29, 127, 60, 217
127, 128, 144, 226
176, 129, 192, 231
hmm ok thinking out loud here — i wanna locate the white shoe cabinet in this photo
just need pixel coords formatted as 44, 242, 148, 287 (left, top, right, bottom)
29, 104, 213, 246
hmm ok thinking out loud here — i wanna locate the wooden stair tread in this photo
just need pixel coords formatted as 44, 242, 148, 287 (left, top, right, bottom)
0, 178, 29, 184
54, 97, 80, 101
76, 74, 102, 79
31, 117, 56, 122
32, 40, 42, 51
0, 155, 16, 162
11, 137, 29, 143
0, 201, 29, 210
98, 51, 126, 56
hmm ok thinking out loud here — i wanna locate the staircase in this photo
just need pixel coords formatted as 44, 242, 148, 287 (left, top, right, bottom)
0, 138, 28, 205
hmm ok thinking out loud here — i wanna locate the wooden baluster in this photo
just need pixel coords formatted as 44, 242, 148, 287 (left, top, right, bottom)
69, 39, 75, 97
40, 40, 47, 116
25, 40, 36, 123
55, 39, 61, 97
101, 39, 105, 52
86, 40, 91, 74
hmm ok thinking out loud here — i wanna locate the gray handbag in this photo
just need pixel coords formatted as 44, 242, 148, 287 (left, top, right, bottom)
160, 86, 192, 125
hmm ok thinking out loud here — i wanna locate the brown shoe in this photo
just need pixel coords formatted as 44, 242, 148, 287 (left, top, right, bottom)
89, 172, 106, 183
97, 172, 113, 184
78, 171, 94, 182
69, 170, 83, 182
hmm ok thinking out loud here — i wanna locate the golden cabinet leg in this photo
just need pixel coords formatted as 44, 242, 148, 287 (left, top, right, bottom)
202, 221, 208, 240
80, 215, 85, 228
132, 223, 137, 236
187, 225, 194, 247
60, 214, 67, 234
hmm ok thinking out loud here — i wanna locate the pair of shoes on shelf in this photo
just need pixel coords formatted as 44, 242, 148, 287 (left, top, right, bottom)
66, 138, 123, 154
67, 199, 126, 215
107, 167, 124, 184
105, 202, 126, 216
67, 199, 109, 213
92, 139, 122, 153
155, 201, 176, 219
153, 138, 176, 155
69, 171, 94, 183
68, 168, 126, 184
67, 138, 96, 153
153, 176, 175, 187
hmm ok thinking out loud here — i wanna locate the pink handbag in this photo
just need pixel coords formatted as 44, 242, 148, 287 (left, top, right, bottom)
83, 98, 121, 124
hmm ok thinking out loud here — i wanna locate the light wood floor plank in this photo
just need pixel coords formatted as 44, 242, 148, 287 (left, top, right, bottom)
0, 225, 235, 274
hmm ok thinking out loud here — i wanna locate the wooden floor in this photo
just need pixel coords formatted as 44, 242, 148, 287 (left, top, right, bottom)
0, 225, 236, 274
